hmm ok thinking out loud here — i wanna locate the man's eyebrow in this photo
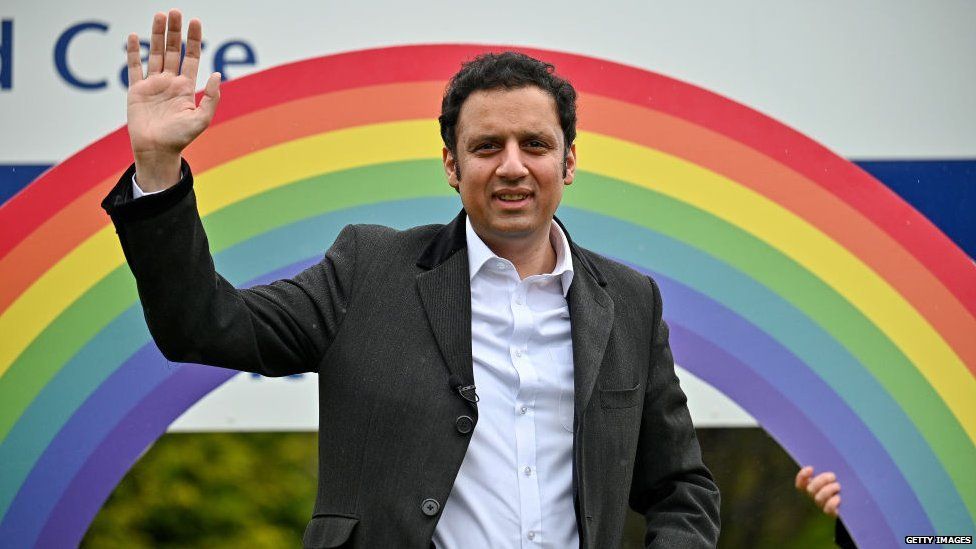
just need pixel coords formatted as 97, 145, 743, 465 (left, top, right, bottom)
466, 130, 557, 144
466, 133, 502, 144
518, 131, 555, 141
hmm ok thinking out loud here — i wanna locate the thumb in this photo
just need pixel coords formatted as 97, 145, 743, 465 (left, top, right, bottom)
197, 72, 222, 124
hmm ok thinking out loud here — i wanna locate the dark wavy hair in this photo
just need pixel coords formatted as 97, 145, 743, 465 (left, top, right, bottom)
438, 52, 578, 158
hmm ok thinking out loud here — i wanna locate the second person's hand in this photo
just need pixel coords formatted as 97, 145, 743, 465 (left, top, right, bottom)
796, 465, 842, 517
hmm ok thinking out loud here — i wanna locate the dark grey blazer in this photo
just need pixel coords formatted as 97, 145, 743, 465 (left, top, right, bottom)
102, 160, 720, 548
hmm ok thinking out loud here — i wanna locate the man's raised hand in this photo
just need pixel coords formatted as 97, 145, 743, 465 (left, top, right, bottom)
127, 10, 221, 192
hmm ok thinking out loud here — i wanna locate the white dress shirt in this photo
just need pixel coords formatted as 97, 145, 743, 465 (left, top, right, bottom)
134, 176, 579, 547
433, 218, 577, 549
131, 174, 165, 198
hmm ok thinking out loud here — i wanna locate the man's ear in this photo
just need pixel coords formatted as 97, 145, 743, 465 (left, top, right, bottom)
563, 143, 577, 185
443, 147, 460, 192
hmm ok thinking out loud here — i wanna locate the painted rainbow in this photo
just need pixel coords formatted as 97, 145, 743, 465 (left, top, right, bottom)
0, 46, 973, 548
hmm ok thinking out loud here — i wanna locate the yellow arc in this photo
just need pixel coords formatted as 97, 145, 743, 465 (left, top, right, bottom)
1, 120, 972, 445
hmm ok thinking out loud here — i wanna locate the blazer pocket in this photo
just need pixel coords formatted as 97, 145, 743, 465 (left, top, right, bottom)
303, 513, 359, 548
600, 384, 643, 409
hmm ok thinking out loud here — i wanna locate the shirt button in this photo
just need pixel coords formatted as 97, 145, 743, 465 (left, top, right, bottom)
519, 406, 528, 415
515, 295, 524, 305
523, 466, 532, 476
421, 498, 440, 516
514, 349, 522, 358
527, 531, 536, 540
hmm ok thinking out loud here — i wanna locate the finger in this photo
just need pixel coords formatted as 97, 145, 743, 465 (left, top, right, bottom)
806, 471, 836, 497
147, 12, 166, 74
126, 33, 144, 85
824, 495, 841, 517
814, 482, 841, 508
181, 18, 203, 82
196, 72, 222, 126
163, 9, 183, 75
795, 466, 813, 490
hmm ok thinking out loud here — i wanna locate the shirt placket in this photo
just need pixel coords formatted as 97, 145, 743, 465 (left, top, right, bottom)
510, 279, 542, 546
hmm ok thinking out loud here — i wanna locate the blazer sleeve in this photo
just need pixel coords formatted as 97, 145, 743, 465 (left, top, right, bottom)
101, 160, 357, 376
629, 276, 722, 548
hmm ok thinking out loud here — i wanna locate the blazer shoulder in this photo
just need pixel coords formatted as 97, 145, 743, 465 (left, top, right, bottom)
574, 246, 662, 322
347, 222, 442, 242
346, 223, 444, 240
575, 246, 656, 293
340, 222, 445, 262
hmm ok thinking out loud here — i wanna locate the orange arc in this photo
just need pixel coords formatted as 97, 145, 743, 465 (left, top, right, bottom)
2, 81, 972, 374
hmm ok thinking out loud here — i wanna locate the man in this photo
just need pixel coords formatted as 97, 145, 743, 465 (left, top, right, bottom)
102, 9, 721, 548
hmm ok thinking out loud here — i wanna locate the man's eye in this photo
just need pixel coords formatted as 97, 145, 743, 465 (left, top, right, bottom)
475, 143, 498, 152
525, 140, 548, 149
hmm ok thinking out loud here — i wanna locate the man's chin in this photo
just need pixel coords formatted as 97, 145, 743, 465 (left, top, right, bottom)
485, 221, 546, 241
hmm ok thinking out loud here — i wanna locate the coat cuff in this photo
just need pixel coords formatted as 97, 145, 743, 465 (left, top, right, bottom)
101, 158, 194, 224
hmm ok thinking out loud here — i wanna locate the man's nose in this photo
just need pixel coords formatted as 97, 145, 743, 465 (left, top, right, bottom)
495, 142, 529, 180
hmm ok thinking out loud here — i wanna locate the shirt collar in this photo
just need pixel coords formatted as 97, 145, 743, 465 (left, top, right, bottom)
465, 217, 575, 296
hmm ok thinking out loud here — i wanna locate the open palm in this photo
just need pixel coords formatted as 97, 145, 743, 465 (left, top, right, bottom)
127, 10, 220, 190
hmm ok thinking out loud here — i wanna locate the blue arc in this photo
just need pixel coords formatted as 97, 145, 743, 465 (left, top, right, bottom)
1, 198, 957, 546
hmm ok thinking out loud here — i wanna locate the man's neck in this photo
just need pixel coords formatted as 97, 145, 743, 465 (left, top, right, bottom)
479, 226, 556, 280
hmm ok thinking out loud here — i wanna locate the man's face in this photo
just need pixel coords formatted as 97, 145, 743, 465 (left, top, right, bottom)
443, 86, 576, 248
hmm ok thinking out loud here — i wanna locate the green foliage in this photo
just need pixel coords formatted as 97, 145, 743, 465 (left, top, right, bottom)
84, 429, 837, 547
697, 429, 837, 548
82, 432, 317, 548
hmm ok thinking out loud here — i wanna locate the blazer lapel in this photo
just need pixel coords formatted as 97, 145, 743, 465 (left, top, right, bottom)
416, 211, 613, 421
416, 211, 474, 387
567, 249, 614, 424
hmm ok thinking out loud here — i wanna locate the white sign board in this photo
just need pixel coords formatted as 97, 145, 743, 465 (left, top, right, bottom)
3, 0, 973, 431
